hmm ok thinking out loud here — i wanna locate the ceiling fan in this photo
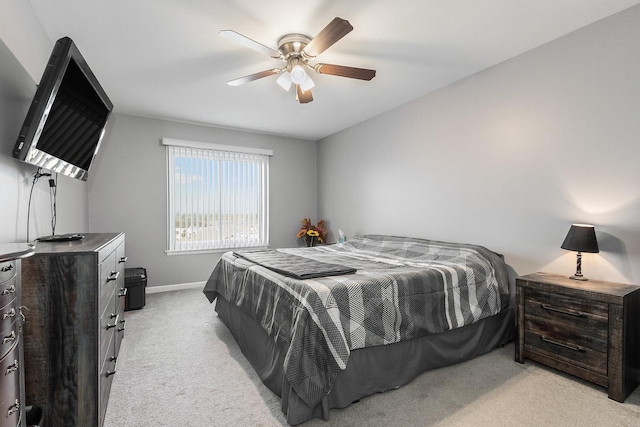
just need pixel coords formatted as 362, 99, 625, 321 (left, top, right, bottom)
220, 17, 376, 104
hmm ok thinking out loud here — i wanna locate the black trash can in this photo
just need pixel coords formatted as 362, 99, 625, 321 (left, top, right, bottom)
124, 267, 147, 311
25, 405, 44, 427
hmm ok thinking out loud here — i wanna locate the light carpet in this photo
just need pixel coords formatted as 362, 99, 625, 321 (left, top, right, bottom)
104, 288, 640, 426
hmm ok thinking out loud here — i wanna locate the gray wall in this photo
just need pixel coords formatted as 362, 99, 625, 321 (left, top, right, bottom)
317, 6, 640, 284
88, 114, 317, 287
0, 6, 89, 243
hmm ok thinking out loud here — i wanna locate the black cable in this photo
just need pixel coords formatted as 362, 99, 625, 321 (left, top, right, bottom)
49, 173, 58, 236
26, 167, 52, 242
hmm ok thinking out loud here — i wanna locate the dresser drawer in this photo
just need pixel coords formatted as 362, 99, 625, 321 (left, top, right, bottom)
0, 275, 17, 307
1, 317, 19, 360
0, 261, 16, 284
0, 342, 21, 407
1, 297, 19, 363
99, 287, 117, 366
1, 297, 18, 325
2, 398, 21, 427
99, 250, 118, 318
1, 340, 22, 427
98, 340, 116, 427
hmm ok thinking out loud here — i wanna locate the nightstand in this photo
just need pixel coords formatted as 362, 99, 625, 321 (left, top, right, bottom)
516, 272, 640, 402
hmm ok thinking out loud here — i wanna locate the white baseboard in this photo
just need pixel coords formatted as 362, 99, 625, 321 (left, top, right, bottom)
146, 281, 205, 294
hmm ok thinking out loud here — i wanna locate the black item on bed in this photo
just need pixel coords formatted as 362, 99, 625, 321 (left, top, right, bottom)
233, 248, 357, 279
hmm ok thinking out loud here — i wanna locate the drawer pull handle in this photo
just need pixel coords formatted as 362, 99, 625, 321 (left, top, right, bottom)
107, 271, 120, 282
541, 336, 586, 353
118, 287, 127, 298
1, 285, 15, 295
2, 308, 16, 320
5, 360, 19, 375
106, 356, 118, 377
0, 264, 13, 272
119, 256, 128, 263
7, 399, 19, 417
540, 303, 586, 318
106, 314, 120, 330
2, 330, 16, 345
19, 306, 28, 322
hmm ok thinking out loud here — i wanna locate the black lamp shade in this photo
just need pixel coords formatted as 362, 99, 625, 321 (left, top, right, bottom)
561, 224, 599, 253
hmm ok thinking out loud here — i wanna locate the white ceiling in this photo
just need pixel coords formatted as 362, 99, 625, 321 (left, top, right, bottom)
29, 0, 640, 141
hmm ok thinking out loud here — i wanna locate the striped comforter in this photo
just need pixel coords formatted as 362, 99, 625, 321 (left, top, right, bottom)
203, 235, 510, 407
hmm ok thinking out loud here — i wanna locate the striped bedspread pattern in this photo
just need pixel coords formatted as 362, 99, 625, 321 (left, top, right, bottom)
203, 235, 509, 407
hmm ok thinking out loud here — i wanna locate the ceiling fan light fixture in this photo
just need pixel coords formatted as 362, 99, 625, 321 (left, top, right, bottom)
299, 74, 315, 92
276, 71, 292, 91
290, 64, 308, 85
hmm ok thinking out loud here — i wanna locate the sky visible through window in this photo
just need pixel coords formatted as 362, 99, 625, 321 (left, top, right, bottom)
173, 154, 262, 247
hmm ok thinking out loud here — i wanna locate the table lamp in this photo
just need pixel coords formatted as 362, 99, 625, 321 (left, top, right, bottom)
561, 224, 599, 281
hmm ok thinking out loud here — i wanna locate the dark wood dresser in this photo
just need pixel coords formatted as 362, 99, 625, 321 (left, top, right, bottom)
1, 243, 34, 427
21, 233, 127, 426
516, 272, 640, 402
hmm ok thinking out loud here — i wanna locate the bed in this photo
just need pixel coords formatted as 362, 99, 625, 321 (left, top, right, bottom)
203, 235, 514, 424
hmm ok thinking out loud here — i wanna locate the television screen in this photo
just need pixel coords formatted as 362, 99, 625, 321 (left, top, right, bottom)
12, 37, 113, 181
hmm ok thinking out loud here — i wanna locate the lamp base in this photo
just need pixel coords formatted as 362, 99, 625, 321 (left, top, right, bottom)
570, 252, 588, 281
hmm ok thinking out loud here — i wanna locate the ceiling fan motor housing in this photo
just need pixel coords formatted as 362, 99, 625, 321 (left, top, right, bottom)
277, 34, 312, 59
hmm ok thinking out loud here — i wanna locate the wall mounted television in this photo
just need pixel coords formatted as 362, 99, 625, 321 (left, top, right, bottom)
12, 36, 113, 181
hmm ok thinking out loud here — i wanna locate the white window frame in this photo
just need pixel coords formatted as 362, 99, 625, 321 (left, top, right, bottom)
163, 138, 271, 255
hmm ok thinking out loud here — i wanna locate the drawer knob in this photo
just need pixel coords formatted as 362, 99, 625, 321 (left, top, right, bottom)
2, 330, 16, 345
2, 307, 16, 320
1, 285, 15, 295
541, 336, 586, 353
5, 359, 18, 375
107, 271, 120, 282
541, 303, 586, 318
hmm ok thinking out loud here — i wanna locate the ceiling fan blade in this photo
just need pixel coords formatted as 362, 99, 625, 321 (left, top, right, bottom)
302, 17, 353, 59
313, 63, 376, 81
219, 30, 282, 59
296, 85, 313, 103
227, 69, 280, 86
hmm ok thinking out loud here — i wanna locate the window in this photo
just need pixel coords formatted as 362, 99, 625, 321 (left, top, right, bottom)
164, 138, 271, 254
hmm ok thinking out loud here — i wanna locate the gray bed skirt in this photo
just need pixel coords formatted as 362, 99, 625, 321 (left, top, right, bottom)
215, 296, 515, 425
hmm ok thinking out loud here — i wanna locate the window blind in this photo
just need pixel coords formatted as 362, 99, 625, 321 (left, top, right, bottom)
165, 139, 270, 253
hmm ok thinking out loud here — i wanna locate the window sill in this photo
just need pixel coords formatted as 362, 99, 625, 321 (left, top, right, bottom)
165, 246, 269, 256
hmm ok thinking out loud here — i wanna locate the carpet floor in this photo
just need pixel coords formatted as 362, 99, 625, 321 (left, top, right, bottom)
104, 288, 640, 426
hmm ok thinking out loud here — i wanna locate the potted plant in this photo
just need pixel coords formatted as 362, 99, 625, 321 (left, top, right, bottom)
296, 218, 327, 247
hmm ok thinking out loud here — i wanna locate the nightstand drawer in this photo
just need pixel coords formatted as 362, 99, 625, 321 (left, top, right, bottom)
524, 288, 608, 352
523, 330, 607, 376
